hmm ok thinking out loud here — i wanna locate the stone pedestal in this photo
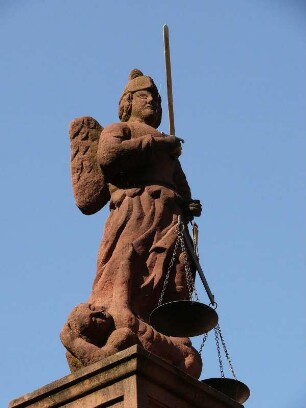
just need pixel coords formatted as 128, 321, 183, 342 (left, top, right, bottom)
9, 345, 244, 408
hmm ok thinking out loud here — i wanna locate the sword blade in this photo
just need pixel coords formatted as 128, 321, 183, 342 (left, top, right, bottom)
163, 24, 175, 136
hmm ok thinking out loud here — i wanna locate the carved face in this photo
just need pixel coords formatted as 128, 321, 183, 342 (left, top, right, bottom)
130, 89, 159, 126
71, 304, 114, 347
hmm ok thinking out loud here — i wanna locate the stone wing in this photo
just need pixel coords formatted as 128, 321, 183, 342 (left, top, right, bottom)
69, 116, 110, 215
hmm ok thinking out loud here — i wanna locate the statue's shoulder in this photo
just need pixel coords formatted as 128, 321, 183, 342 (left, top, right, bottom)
69, 116, 110, 215
100, 121, 160, 140
118, 121, 161, 138
101, 122, 132, 138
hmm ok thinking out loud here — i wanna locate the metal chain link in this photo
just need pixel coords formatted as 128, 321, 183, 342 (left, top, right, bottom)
214, 326, 225, 378
157, 229, 181, 307
198, 332, 208, 355
216, 324, 237, 380
200, 325, 237, 382
157, 217, 199, 306
177, 222, 199, 301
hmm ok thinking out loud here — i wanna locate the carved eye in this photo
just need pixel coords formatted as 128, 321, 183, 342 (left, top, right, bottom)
136, 92, 149, 99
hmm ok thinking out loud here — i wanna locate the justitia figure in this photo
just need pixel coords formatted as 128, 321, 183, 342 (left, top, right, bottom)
61, 69, 202, 378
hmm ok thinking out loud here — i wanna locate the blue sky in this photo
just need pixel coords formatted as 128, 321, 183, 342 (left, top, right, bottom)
1, 1, 305, 407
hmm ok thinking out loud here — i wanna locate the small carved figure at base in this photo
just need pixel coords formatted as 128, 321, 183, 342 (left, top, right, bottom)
60, 303, 139, 372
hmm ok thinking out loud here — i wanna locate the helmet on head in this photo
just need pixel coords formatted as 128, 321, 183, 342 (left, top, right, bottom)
118, 69, 162, 128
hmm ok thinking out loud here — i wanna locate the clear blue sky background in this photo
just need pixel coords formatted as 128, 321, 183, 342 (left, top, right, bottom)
1, 1, 305, 407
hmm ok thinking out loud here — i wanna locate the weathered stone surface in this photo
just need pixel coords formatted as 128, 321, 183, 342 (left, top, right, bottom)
61, 69, 203, 378
69, 116, 110, 215
9, 345, 244, 408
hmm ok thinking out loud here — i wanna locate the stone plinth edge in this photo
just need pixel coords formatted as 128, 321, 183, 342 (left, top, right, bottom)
9, 345, 244, 408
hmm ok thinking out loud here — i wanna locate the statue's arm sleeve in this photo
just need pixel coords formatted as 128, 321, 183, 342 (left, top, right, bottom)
97, 123, 175, 179
174, 159, 192, 201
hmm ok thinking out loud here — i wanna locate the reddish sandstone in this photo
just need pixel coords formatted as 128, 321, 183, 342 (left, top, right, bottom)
61, 69, 202, 378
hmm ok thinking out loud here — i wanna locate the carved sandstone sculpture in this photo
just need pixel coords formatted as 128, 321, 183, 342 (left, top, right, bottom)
61, 69, 202, 378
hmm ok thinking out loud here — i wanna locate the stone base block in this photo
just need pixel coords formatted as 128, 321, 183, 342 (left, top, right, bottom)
9, 345, 244, 408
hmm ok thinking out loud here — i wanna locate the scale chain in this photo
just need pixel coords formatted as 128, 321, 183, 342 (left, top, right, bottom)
216, 324, 237, 380
214, 327, 225, 378
157, 217, 199, 307
157, 225, 181, 307
198, 332, 208, 355
177, 220, 199, 301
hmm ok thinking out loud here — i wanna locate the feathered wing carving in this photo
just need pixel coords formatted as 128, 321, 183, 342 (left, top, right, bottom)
69, 116, 110, 215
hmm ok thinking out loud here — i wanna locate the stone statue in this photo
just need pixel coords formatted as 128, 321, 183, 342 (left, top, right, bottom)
61, 69, 203, 378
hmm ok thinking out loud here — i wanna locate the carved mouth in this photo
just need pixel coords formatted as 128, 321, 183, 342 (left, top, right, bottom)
91, 311, 106, 319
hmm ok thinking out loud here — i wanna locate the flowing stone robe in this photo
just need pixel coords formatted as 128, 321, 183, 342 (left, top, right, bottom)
62, 120, 202, 378
88, 121, 193, 322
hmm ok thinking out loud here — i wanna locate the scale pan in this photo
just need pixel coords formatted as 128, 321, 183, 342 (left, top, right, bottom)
202, 378, 250, 404
150, 300, 218, 337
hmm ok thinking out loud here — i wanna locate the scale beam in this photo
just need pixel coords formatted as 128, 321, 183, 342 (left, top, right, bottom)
182, 225, 216, 306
